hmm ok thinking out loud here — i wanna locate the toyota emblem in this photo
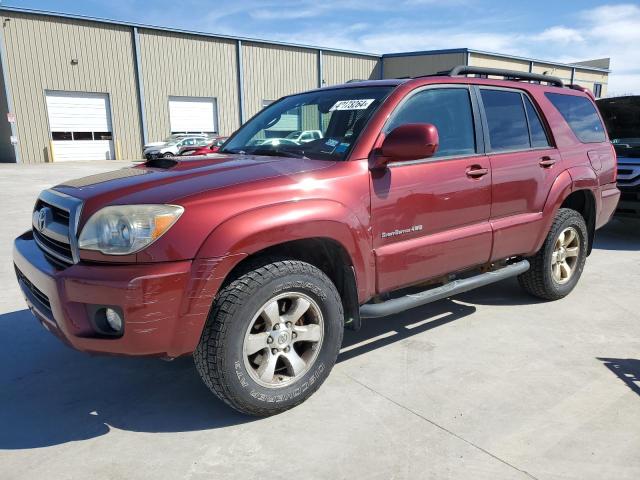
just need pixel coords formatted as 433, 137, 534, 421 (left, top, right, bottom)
37, 207, 51, 231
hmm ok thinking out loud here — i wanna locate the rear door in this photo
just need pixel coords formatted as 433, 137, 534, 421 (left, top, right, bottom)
477, 87, 559, 260
370, 85, 492, 293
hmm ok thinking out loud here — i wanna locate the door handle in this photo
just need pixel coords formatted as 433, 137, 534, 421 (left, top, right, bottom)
539, 156, 556, 168
466, 166, 489, 178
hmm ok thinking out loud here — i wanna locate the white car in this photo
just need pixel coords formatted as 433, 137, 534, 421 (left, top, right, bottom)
144, 136, 210, 159
285, 130, 323, 143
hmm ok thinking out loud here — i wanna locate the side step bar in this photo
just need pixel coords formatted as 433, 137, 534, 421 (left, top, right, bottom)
359, 260, 530, 319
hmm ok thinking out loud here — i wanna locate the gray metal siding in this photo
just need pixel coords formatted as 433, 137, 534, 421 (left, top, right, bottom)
382, 53, 466, 79
1, 12, 142, 162
241, 43, 317, 120
138, 29, 239, 141
0, 50, 15, 162
322, 52, 380, 85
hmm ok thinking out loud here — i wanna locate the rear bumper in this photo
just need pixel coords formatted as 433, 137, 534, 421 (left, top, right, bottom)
13, 231, 238, 357
596, 184, 621, 229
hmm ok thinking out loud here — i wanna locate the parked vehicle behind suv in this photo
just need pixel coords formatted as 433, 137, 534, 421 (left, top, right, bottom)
179, 136, 228, 156
597, 95, 640, 217
13, 66, 619, 416
144, 136, 210, 160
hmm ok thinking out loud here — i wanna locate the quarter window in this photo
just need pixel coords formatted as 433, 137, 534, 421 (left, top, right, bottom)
481, 89, 530, 152
386, 88, 476, 158
545, 93, 606, 143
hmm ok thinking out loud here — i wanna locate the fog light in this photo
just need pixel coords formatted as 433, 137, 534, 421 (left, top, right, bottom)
105, 308, 123, 332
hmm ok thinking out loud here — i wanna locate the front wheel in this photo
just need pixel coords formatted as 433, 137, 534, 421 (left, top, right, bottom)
194, 259, 344, 416
518, 208, 588, 300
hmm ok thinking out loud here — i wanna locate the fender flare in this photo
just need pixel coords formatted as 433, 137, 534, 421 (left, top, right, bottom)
531, 170, 573, 253
195, 198, 374, 301
532, 167, 597, 254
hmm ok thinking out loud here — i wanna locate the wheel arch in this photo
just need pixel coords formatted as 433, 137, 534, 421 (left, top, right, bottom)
194, 199, 374, 328
559, 189, 597, 255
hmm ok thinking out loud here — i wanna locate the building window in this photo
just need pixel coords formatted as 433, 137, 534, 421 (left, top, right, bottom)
593, 83, 603, 98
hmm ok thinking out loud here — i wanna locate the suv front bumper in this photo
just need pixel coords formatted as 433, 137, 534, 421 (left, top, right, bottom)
13, 231, 233, 358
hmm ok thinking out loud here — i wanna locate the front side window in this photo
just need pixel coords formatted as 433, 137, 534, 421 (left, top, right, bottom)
386, 88, 476, 158
222, 86, 393, 161
481, 89, 530, 152
546, 93, 606, 143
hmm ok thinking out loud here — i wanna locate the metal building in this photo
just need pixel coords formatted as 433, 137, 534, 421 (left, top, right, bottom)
0, 7, 609, 164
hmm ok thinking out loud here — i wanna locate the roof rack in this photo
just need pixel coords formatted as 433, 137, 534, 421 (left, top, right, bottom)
442, 65, 564, 87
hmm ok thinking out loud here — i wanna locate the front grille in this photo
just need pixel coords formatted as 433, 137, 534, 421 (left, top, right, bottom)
31, 190, 82, 268
617, 161, 640, 188
15, 266, 52, 313
33, 229, 73, 266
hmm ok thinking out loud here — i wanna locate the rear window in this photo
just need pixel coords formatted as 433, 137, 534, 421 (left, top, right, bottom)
545, 93, 606, 143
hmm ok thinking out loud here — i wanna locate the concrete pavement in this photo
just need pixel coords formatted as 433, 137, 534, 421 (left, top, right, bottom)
0, 161, 639, 480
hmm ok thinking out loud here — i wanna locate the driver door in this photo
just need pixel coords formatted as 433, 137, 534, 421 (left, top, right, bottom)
370, 86, 493, 293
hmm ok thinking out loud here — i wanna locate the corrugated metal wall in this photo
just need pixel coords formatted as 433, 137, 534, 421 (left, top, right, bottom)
0, 9, 611, 163
573, 69, 609, 97
323, 52, 380, 85
382, 53, 466, 79
241, 43, 318, 120
1, 12, 142, 163
469, 53, 530, 72
137, 30, 239, 141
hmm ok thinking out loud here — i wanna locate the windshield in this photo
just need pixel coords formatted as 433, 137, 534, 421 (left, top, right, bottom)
221, 86, 394, 160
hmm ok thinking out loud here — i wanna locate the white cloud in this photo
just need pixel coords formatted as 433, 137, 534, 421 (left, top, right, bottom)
534, 26, 585, 44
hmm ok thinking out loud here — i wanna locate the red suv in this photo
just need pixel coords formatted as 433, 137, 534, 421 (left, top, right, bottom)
13, 66, 619, 416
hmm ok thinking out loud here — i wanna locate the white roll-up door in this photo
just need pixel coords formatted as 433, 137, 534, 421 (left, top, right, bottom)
46, 91, 114, 161
169, 96, 217, 133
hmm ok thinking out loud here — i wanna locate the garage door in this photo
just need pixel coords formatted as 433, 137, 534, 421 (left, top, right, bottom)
46, 91, 114, 161
169, 96, 217, 134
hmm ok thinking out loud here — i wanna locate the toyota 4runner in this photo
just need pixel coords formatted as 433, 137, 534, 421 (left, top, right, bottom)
13, 66, 619, 416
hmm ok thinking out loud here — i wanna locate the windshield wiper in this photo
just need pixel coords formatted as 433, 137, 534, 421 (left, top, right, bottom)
226, 147, 307, 159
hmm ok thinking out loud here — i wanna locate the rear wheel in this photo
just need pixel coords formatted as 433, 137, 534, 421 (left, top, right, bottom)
518, 208, 588, 300
194, 259, 343, 416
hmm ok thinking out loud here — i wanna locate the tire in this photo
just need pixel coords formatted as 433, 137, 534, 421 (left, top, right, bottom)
194, 259, 344, 416
518, 208, 588, 300
162, 152, 174, 158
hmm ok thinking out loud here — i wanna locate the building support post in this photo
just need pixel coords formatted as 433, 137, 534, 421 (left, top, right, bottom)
570, 67, 576, 85
318, 49, 323, 87
529, 61, 533, 73
0, 21, 20, 163
236, 40, 245, 126
132, 27, 148, 147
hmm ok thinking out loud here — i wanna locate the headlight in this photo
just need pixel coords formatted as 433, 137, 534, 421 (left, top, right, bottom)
78, 204, 184, 255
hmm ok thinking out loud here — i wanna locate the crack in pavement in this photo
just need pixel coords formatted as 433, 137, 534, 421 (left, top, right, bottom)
343, 372, 540, 480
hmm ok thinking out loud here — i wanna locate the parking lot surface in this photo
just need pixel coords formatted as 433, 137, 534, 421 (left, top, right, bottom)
1, 161, 639, 480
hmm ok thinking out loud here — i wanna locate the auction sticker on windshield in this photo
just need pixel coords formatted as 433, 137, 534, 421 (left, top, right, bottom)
330, 99, 375, 111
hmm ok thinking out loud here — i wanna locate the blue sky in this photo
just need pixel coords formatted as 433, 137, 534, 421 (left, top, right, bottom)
4, 0, 639, 94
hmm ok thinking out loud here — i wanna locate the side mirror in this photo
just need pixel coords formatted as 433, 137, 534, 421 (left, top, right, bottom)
371, 123, 439, 169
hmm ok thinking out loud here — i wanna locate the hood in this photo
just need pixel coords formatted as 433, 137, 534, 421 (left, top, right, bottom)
53, 154, 336, 217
